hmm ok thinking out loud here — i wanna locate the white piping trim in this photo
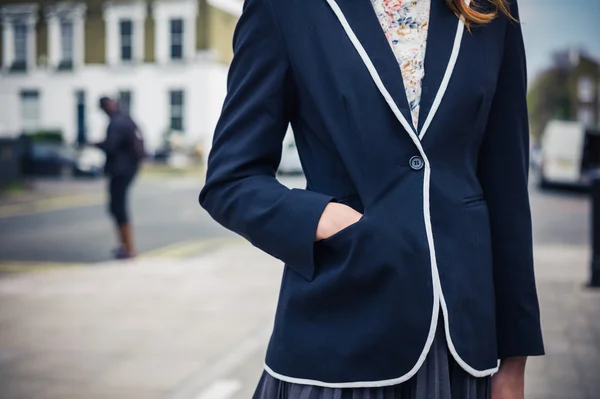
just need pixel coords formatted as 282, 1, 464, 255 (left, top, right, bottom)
419, 0, 470, 140
439, 294, 500, 377
324, 0, 437, 389
264, 361, 423, 389
324, 0, 418, 139
259, 0, 498, 388
420, 0, 499, 379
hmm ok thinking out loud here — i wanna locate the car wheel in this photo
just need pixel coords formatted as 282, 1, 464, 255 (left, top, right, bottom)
538, 171, 550, 189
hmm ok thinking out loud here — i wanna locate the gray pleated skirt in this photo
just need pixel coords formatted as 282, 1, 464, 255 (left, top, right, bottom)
253, 321, 491, 399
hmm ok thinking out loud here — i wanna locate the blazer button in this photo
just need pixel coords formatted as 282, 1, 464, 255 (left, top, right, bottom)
409, 156, 424, 171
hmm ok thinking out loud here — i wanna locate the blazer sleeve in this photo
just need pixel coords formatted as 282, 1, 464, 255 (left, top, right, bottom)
198, 0, 334, 281
477, 1, 545, 360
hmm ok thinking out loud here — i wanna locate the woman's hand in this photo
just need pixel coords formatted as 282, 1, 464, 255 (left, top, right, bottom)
315, 202, 363, 241
492, 357, 527, 399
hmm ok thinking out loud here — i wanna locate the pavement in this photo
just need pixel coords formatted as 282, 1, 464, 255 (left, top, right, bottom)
0, 240, 598, 399
0, 242, 274, 399
0, 175, 597, 398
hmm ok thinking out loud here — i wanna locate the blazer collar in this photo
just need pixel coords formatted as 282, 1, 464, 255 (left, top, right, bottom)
328, 0, 468, 140
333, 0, 414, 131
417, 0, 461, 134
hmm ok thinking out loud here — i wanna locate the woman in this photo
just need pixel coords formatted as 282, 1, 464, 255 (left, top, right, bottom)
199, 0, 544, 397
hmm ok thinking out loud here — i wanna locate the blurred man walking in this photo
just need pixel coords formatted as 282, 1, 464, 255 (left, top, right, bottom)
96, 96, 144, 259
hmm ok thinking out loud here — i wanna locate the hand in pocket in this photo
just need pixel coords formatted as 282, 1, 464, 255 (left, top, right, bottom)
315, 202, 363, 242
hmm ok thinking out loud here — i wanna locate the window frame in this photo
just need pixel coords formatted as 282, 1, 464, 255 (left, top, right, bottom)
169, 90, 185, 132
118, 90, 133, 114
169, 18, 184, 61
119, 18, 134, 62
59, 19, 74, 64
13, 20, 28, 69
20, 90, 40, 133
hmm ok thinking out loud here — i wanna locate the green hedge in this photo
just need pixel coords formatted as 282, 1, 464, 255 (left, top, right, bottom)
23, 130, 64, 143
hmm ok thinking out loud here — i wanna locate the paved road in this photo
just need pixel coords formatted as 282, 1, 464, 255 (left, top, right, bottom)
0, 175, 590, 265
0, 177, 235, 265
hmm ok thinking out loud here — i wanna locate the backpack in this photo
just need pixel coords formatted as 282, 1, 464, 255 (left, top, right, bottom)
130, 121, 147, 162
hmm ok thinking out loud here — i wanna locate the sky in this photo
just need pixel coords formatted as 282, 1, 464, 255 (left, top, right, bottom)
518, 0, 600, 81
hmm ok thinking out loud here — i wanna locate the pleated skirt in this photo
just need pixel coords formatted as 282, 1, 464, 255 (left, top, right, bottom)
252, 321, 491, 399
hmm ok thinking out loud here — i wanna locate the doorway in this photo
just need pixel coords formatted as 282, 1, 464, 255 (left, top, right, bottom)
75, 90, 86, 146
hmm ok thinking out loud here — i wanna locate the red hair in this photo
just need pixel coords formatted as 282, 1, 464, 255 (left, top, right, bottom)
446, 0, 515, 27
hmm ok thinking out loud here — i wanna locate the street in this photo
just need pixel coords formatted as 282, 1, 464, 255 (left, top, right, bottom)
0, 177, 236, 265
0, 176, 590, 264
0, 175, 598, 399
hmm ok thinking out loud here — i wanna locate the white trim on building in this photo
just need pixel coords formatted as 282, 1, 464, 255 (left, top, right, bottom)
206, 0, 243, 17
0, 3, 38, 72
152, 0, 198, 64
46, 2, 86, 70
103, 0, 147, 66
0, 0, 235, 153
0, 62, 229, 151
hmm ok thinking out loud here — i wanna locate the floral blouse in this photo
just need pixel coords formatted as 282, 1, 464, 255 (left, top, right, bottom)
370, 0, 431, 130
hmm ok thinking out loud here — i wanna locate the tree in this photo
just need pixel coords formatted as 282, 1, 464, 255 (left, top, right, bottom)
527, 67, 573, 141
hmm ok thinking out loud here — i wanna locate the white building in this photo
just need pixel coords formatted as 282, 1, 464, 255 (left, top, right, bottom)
0, 0, 243, 154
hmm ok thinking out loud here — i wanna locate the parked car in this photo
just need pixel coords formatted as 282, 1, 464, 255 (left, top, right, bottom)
74, 146, 105, 177
22, 142, 76, 177
21, 142, 104, 178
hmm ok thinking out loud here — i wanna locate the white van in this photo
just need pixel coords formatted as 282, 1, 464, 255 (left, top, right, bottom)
538, 120, 600, 188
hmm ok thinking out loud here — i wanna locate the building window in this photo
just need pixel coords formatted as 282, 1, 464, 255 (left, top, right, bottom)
170, 19, 184, 60
13, 21, 28, 71
119, 19, 133, 61
118, 91, 132, 114
169, 90, 184, 132
59, 19, 74, 69
578, 76, 594, 103
20, 90, 40, 133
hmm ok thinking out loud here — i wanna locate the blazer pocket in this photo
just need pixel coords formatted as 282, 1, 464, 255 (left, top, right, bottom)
336, 194, 364, 214
318, 213, 366, 246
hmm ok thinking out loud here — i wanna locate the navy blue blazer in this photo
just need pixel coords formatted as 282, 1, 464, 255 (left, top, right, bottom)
199, 0, 544, 388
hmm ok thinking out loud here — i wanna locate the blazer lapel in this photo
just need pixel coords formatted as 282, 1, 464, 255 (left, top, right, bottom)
417, 0, 458, 134
326, 0, 468, 142
417, 0, 469, 139
331, 0, 414, 134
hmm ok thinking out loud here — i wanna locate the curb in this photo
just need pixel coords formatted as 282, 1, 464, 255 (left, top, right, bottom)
0, 237, 244, 275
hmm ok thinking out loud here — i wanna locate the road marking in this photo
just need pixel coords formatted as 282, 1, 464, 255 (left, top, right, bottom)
166, 327, 271, 399
0, 193, 104, 219
0, 237, 244, 274
194, 380, 242, 399
141, 237, 242, 259
0, 261, 83, 273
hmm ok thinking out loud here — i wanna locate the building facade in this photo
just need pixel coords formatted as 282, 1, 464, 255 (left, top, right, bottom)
554, 49, 600, 128
528, 49, 600, 141
0, 0, 242, 153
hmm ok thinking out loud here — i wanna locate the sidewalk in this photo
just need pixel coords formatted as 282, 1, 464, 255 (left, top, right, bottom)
528, 245, 600, 399
0, 242, 597, 399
